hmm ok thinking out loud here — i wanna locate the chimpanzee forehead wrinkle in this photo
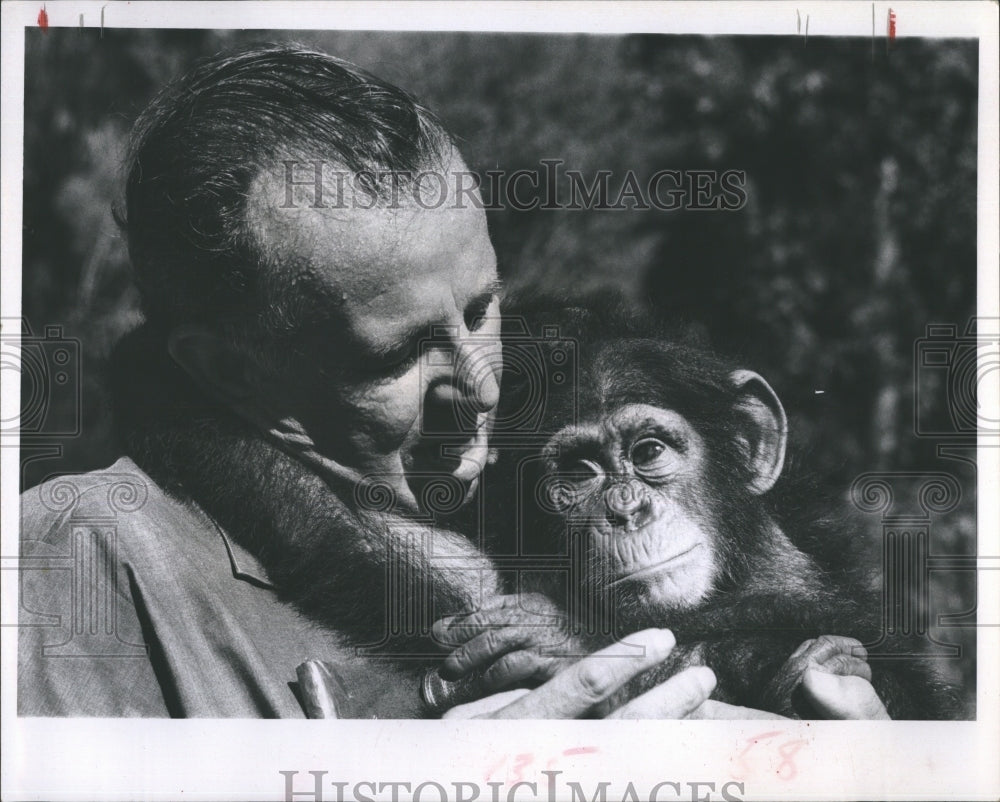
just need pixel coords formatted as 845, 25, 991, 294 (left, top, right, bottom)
543, 423, 604, 461
602, 407, 693, 453
575, 339, 741, 438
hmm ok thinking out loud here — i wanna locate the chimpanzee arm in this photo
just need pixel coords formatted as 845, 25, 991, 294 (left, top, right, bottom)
617, 593, 960, 719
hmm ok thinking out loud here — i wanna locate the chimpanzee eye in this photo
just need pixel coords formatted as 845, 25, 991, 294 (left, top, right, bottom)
560, 458, 602, 483
544, 458, 602, 512
630, 438, 667, 467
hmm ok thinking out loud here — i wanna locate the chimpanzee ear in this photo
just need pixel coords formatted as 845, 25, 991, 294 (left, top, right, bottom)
729, 369, 788, 495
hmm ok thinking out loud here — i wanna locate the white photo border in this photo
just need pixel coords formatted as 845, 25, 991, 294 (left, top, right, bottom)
2, 2, 997, 801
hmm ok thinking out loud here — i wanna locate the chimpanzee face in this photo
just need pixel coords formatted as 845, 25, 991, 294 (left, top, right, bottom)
542, 402, 721, 612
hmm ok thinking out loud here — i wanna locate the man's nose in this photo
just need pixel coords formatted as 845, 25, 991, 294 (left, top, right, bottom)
451, 340, 501, 413
425, 339, 501, 424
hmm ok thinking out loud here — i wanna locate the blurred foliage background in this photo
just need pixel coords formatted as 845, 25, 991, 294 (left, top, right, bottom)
19, 30, 978, 712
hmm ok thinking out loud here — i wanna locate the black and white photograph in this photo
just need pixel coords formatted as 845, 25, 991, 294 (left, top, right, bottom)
2, 2, 998, 800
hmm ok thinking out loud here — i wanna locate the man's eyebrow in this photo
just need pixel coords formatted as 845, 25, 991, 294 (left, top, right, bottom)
370, 324, 431, 358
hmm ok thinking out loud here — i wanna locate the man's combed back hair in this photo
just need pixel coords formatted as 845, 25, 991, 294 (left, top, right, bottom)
116, 43, 451, 336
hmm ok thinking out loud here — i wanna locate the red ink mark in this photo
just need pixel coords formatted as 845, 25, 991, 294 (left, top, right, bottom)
511, 753, 533, 783
731, 730, 806, 782
888, 9, 897, 41
486, 747, 599, 783
483, 756, 507, 783
37, 5, 48, 31
776, 739, 808, 781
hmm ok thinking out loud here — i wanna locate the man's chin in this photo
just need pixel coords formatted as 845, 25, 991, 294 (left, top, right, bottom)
404, 455, 484, 517
403, 424, 492, 513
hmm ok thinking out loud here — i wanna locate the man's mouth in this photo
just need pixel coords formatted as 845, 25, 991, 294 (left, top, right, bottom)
411, 418, 492, 484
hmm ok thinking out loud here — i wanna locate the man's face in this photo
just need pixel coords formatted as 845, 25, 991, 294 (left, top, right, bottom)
250, 157, 501, 512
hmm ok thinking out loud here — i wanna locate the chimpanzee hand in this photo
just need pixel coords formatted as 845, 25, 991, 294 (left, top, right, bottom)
766, 635, 874, 718
431, 593, 590, 692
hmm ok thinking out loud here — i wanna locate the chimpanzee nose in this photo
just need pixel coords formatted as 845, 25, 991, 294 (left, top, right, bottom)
604, 478, 649, 524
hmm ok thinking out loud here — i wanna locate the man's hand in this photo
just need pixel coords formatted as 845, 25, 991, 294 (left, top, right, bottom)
442, 628, 717, 718
800, 669, 891, 719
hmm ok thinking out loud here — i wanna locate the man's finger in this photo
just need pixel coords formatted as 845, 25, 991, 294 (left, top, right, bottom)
442, 689, 531, 719
487, 629, 677, 719
609, 666, 717, 719
801, 669, 891, 719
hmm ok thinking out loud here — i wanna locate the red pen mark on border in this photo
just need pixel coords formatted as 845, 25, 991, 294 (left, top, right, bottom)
731, 730, 808, 782
511, 753, 533, 784
485, 746, 599, 783
37, 5, 49, 31
887, 8, 897, 41
483, 755, 507, 783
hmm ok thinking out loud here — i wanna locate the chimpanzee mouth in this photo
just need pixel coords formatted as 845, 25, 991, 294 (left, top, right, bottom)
609, 543, 702, 585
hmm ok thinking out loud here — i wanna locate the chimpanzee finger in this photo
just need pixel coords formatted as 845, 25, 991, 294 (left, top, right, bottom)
481, 650, 564, 691
432, 609, 514, 646
443, 592, 556, 620
443, 628, 536, 677
434, 603, 566, 649
790, 635, 868, 664
814, 654, 873, 682
432, 617, 478, 647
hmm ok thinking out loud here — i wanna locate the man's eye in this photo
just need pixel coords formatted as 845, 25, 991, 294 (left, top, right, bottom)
372, 343, 418, 375
630, 438, 667, 467
465, 295, 496, 332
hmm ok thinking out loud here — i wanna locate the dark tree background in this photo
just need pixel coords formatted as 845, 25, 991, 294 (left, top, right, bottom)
18, 29, 979, 710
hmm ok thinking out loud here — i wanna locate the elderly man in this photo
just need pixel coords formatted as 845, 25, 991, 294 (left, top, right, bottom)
18, 44, 886, 719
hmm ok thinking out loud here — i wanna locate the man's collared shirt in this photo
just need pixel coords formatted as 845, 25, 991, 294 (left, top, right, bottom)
17, 457, 423, 717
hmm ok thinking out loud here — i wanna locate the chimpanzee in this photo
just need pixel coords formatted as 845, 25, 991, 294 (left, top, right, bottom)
430, 295, 960, 719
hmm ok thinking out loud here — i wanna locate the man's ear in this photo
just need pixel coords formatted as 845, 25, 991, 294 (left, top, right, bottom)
167, 325, 261, 406
729, 369, 787, 495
